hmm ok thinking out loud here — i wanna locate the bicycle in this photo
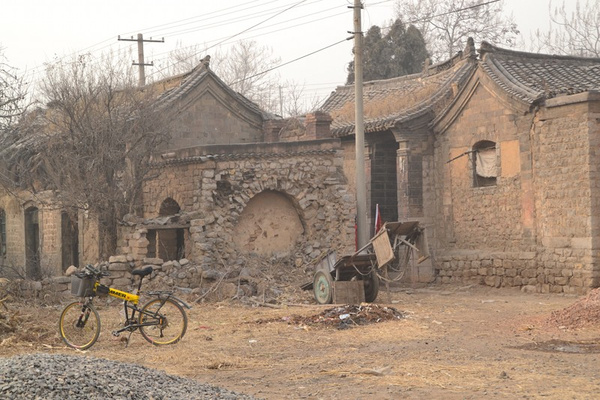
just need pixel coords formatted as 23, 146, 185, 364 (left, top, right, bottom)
59, 264, 190, 350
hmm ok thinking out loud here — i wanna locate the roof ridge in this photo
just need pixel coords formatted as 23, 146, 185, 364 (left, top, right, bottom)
479, 41, 600, 63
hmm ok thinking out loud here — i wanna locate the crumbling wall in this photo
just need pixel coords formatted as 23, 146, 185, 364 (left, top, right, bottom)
120, 140, 356, 282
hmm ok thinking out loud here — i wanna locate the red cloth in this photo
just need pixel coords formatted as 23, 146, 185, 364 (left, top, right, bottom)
374, 204, 383, 234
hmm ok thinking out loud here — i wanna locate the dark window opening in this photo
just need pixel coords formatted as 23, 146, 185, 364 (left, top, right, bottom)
147, 230, 157, 258
25, 207, 41, 280
370, 142, 399, 234
0, 209, 6, 257
146, 228, 185, 261
473, 140, 497, 188
61, 211, 79, 271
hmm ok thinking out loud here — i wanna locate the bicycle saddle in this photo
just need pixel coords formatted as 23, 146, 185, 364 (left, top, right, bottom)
132, 266, 153, 277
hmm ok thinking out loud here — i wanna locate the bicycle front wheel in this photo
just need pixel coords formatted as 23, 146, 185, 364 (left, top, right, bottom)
59, 301, 101, 350
139, 298, 187, 346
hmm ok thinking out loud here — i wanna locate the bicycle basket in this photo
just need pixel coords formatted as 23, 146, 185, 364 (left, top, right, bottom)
70, 273, 97, 297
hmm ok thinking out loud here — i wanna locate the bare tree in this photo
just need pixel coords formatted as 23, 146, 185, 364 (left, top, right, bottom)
164, 41, 322, 117
0, 48, 26, 133
211, 40, 282, 114
162, 42, 205, 77
529, 0, 600, 57
281, 80, 323, 117
396, 0, 519, 62
2, 53, 172, 259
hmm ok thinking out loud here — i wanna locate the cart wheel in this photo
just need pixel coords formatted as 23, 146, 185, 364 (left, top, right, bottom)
313, 271, 333, 304
363, 273, 380, 303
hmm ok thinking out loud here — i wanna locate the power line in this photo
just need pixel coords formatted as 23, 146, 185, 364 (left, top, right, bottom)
148, 0, 325, 39
148, 0, 313, 79
229, 38, 349, 87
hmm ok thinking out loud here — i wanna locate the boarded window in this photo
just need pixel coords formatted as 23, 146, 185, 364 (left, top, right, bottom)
473, 140, 497, 187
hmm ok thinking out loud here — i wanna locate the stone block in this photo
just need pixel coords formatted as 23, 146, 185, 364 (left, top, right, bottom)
111, 278, 131, 287
109, 255, 128, 263
143, 257, 164, 265
521, 285, 537, 293
109, 262, 130, 271
571, 237, 592, 249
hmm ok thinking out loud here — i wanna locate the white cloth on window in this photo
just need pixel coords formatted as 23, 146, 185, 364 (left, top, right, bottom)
476, 148, 496, 178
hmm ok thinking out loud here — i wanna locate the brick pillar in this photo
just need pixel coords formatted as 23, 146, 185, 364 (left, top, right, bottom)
396, 140, 410, 220
263, 119, 286, 143
305, 112, 333, 140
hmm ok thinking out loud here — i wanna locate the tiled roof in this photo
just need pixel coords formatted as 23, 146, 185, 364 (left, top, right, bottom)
319, 49, 477, 137
322, 41, 600, 138
154, 58, 276, 120
479, 41, 600, 104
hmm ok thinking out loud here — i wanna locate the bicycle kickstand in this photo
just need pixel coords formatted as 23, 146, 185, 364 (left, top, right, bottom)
124, 330, 134, 348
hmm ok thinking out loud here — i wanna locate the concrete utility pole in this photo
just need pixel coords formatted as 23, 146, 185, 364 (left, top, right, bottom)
118, 33, 164, 86
352, 0, 368, 249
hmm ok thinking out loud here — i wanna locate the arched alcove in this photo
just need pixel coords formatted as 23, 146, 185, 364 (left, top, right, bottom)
159, 197, 181, 216
233, 190, 304, 256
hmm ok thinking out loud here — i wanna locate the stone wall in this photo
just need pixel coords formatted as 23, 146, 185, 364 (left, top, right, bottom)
119, 139, 356, 277
531, 96, 600, 292
429, 79, 600, 294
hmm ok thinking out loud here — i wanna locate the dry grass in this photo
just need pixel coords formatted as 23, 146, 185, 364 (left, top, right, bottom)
1, 286, 600, 399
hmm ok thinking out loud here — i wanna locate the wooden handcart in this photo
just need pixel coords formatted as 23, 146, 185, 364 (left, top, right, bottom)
305, 221, 428, 304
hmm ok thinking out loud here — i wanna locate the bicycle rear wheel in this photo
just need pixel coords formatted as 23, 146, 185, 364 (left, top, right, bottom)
59, 301, 101, 350
139, 298, 187, 345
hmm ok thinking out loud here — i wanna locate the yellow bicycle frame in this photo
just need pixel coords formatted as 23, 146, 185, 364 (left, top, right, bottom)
93, 281, 140, 304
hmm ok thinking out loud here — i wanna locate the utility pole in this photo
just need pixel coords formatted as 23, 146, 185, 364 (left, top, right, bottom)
118, 33, 164, 86
351, 0, 368, 249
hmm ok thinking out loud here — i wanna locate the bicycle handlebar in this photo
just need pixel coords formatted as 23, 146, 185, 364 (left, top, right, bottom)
85, 264, 110, 278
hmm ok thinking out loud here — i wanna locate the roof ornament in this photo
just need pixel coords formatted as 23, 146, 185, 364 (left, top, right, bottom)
463, 37, 476, 59
201, 55, 211, 68
422, 58, 431, 73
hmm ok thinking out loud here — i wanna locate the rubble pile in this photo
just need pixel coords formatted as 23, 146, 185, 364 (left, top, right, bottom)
545, 288, 600, 329
257, 304, 405, 329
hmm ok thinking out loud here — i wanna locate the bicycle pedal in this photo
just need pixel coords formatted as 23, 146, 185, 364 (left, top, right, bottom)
112, 331, 120, 337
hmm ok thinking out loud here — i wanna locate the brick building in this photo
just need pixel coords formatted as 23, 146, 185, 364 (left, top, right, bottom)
116, 58, 357, 279
321, 39, 600, 293
4, 39, 600, 295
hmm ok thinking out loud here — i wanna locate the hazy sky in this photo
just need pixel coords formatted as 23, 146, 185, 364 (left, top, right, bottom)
1, 0, 573, 106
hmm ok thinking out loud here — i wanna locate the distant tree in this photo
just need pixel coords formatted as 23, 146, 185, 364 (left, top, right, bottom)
0, 53, 172, 259
346, 19, 429, 84
396, 0, 519, 62
529, 0, 600, 57
212, 40, 282, 113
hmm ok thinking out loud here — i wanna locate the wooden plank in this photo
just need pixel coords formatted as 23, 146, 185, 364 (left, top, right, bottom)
333, 281, 365, 304
372, 229, 395, 267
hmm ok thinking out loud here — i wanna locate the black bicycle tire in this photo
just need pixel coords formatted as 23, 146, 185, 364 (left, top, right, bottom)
138, 298, 188, 346
58, 301, 101, 350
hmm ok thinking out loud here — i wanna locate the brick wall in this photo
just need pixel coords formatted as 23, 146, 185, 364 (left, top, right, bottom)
167, 83, 264, 149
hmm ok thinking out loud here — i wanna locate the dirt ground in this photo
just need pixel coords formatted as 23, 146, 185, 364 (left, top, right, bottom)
1, 284, 600, 400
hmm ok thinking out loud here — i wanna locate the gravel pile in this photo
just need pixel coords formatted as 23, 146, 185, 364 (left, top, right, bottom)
0, 353, 260, 399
